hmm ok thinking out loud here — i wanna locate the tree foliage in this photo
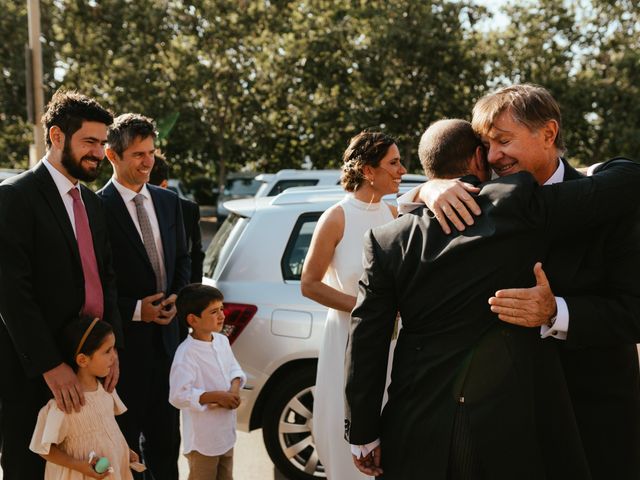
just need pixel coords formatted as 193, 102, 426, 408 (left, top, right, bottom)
1, 0, 638, 192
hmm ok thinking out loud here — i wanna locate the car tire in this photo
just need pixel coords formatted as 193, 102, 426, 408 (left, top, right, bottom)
262, 365, 326, 479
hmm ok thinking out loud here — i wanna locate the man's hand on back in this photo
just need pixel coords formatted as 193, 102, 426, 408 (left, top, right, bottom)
489, 262, 557, 327
418, 179, 481, 234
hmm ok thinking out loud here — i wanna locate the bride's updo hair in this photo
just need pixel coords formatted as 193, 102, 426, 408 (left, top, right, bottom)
340, 131, 397, 192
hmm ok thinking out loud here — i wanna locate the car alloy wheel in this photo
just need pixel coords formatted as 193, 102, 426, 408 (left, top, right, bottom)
263, 366, 326, 479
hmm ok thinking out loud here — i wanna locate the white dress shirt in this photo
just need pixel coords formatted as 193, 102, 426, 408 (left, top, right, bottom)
169, 333, 246, 456
111, 178, 167, 320
42, 158, 83, 238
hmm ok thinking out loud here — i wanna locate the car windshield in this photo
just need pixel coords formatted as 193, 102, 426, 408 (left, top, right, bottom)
225, 178, 261, 196
203, 213, 248, 279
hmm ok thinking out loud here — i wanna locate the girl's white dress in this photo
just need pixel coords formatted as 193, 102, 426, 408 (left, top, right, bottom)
313, 194, 394, 480
30, 383, 133, 480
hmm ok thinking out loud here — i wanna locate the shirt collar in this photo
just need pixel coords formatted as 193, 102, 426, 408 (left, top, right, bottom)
43, 157, 80, 197
112, 177, 151, 203
544, 159, 564, 186
186, 333, 216, 348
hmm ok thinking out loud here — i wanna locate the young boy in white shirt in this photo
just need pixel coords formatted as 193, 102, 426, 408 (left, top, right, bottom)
169, 284, 246, 480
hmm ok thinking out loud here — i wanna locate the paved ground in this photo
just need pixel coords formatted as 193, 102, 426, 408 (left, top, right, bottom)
0, 429, 283, 480
179, 429, 285, 479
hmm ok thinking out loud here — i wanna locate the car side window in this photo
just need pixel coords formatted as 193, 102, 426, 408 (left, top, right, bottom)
268, 179, 319, 197
281, 212, 322, 281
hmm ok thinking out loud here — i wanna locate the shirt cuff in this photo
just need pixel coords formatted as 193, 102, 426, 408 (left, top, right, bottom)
191, 388, 208, 412
350, 438, 380, 458
132, 300, 142, 322
540, 296, 569, 340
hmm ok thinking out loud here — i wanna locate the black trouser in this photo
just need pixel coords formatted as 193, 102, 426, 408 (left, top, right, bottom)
447, 403, 483, 480
0, 376, 50, 480
116, 332, 180, 480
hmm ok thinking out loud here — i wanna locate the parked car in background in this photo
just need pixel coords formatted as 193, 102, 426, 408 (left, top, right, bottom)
202, 183, 421, 480
216, 172, 261, 223
166, 178, 195, 201
0, 168, 25, 183
254, 168, 427, 198
254, 169, 342, 197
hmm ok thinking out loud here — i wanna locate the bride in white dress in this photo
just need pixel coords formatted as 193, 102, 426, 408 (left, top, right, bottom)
301, 131, 406, 479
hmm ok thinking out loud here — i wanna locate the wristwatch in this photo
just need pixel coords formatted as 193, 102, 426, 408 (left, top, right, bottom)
547, 314, 557, 328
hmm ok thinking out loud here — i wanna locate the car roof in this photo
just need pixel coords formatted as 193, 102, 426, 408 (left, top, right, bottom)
223, 184, 419, 217
255, 169, 341, 182
0, 168, 25, 181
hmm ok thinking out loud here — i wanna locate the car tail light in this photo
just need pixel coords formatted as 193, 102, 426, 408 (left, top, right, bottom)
222, 303, 258, 344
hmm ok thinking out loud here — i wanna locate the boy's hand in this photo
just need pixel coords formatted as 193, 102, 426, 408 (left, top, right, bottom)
216, 391, 241, 409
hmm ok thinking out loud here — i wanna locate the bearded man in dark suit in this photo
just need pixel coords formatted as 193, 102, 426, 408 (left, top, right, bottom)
345, 119, 640, 479
0, 90, 122, 479
408, 84, 640, 479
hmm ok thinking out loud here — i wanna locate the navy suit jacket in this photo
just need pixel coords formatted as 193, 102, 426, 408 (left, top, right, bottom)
97, 181, 189, 357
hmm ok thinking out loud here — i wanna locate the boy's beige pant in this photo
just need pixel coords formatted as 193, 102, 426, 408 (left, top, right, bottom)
186, 448, 234, 480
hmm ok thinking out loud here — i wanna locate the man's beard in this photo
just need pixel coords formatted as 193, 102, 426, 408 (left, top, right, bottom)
60, 141, 102, 182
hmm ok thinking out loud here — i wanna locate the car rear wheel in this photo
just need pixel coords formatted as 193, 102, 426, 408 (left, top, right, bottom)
262, 365, 326, 479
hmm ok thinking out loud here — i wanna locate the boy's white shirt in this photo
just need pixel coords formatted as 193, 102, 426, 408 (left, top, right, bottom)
169, 333, 246, 456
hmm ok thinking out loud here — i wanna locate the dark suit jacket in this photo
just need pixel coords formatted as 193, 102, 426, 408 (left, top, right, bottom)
97, 181, 189, 358
345, 160, 640, 479
545, 160, 640, 479
180, 197, 204, 283
0, 161, 122, 390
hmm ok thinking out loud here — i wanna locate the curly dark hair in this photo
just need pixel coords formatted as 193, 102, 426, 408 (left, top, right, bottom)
41, 89, 113, 149
340, 131, 397, 192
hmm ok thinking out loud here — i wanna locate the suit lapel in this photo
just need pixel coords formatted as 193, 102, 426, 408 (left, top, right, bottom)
33, 162, 81, 266
100, 181, 152, 267
561, 158, 584, 181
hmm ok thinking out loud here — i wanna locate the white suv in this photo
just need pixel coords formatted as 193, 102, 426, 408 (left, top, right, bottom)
202, 183, 422, 480
254, 169, 427, 198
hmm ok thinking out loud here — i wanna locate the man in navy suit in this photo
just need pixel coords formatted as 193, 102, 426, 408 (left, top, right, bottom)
98, 113, 189, 480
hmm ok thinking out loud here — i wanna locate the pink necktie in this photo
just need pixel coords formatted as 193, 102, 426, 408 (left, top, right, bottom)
69, 188, 104, 320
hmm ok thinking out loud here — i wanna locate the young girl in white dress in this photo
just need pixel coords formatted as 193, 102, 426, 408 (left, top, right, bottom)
301, 131, 406, 479
30, 318, 141, 479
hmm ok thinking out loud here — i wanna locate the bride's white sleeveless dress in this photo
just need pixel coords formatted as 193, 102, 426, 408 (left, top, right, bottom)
313, 194, 394, 480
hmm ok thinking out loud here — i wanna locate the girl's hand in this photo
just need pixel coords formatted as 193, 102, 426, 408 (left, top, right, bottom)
129, 449, 140, 463
77, 458, 109, 479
